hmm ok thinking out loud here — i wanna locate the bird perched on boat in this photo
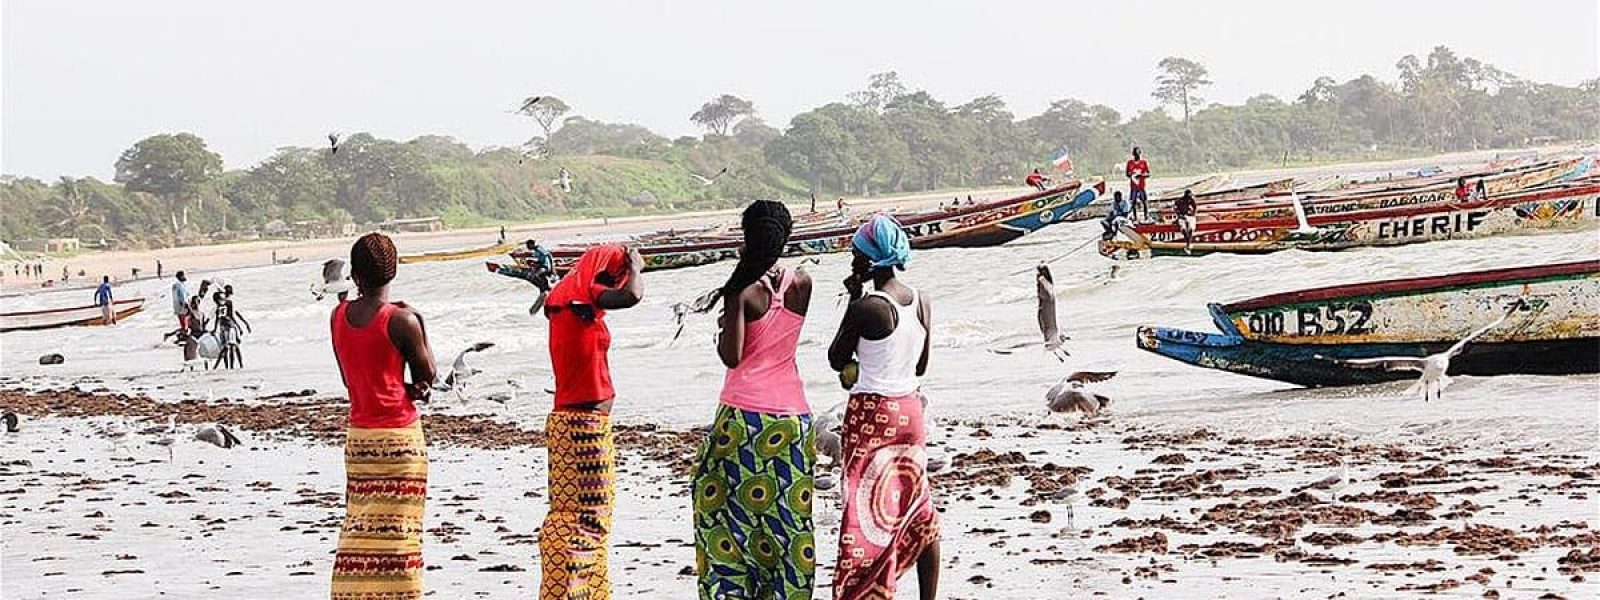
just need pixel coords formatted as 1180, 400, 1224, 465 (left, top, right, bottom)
1036, 264, 1070, 361
1045, 371, 1117, 416
690, 167, 729, 187
149, 415, 177, 462
1318, 303, 1520, 402
438, 342, 495, 403
311, 259, 353, 301
195, 423, 242, 449
2, 412, 18, 433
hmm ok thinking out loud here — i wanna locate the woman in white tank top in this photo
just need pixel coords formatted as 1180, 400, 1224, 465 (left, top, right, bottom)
825, 214, 941, 600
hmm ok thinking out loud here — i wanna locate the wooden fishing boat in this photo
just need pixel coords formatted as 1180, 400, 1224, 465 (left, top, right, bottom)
1099, 176, 1599, 260
0, 297, 146, 332
545, 180, 1103, 273
1151, 157, 1585, 223
397, 241, 519, 264
1134, 260, 1600, 386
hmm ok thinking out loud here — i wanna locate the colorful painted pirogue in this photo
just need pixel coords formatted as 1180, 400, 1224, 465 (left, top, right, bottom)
1135, 260, 1600, 387
540, 181, 1103, 273
1100, 175, 1599, 260
1146, 156, 1585, 223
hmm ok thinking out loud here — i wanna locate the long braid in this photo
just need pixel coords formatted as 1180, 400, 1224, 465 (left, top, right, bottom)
349, 232, 398, 288
689, 200, 792, 314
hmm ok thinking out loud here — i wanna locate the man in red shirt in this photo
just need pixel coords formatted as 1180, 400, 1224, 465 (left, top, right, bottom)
1125, 147, 1150, 221
1454, 177, 1472, 202
1025, 168, 1050, 191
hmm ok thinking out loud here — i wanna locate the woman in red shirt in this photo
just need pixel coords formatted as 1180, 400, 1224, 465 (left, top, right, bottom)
329, 232, 437, 600
538, 243, 643, 600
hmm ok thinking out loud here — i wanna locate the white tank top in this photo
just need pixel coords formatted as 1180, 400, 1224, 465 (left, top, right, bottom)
852, 287, 925, 396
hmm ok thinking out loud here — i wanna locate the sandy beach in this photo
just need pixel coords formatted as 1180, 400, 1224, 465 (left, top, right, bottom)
2, 147, 1597, 599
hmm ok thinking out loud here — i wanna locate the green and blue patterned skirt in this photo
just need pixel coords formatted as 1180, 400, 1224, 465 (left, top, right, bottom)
692, 404, 816, 600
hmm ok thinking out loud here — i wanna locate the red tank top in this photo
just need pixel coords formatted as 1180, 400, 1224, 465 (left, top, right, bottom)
547, 305, 615, 409
331, 302, 418, 428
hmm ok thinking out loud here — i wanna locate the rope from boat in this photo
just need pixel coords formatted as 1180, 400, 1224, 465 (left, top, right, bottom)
1010, 236, 1100, 276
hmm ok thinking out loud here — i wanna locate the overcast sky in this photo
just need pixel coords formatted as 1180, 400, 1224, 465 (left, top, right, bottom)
3, 0, 1596, 179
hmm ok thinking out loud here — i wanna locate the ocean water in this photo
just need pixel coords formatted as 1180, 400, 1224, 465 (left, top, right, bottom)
2, 221, 1596, 452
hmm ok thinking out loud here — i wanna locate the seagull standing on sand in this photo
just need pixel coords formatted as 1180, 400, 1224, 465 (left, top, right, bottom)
102, 420, 132, 454
150, 415, 177, 462
438, 342, 495, 403
1296, 458, 1352, 501
1, 412, 17, 433
1050, 484, 1079, 530
1045, 371, 1118, 416
195, 424, 242, 449
312, 259, 354, 301
1036, 264, 1070, 361
812, 400, 847, 468
1320, 303, 1520, 402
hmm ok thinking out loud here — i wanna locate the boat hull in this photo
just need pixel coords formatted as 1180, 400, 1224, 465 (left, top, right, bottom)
1100, 179, 1600, 260
398, 242, 519, 264
1218, 260, 1600, 345
1135, 326, 1599, 387
0, 298, 147, 332
549, 182, 1100, 273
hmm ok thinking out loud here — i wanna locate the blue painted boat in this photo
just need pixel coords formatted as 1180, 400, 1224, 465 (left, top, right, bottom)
1136, 261, 1600, 387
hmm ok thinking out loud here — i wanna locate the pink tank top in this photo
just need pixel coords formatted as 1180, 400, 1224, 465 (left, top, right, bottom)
719, 267, 809, 415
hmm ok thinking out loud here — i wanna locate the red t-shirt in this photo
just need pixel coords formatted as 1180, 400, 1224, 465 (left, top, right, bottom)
548, 303, 615, 409
1125, 159, 1150, 191
331, 302, 418, 428
1025, 173, 1044, 186
1454, 185, 1471, 201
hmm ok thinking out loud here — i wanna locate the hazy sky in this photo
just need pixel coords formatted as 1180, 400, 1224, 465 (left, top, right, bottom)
4, 0, 1596, 179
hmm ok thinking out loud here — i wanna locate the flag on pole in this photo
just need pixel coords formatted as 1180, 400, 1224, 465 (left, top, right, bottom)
1050, 146, 1074, 173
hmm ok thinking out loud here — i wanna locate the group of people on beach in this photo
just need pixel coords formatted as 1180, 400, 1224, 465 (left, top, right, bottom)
326, 202, 940, 599
162, 271, 252, 369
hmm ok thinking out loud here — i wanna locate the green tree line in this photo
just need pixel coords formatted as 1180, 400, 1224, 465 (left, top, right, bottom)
3, 46, 1595, 248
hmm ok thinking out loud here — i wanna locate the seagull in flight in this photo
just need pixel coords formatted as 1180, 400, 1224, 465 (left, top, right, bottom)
1318, 303, 1521, 401
1288, 189, 1324, 236
1045, 371, 1117, 416
690, 167, 729, 186
328, 132, 342, 155
311, 259, 353, 301
1035, 264, 1070, 361
439, 342, 495, 403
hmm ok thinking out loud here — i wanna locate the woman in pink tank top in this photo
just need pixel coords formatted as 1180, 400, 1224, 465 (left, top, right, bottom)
690, 200, 817, 599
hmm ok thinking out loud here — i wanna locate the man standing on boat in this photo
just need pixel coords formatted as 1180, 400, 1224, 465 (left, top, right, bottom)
1025, 168, 1051, 191
1174, 189, 1199, 255
95, 276, 116, 325
1125, 147, 1151, 221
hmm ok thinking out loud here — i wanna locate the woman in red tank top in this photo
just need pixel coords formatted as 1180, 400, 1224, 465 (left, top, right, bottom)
537, 243, 643, 600
328, 233, 438, 600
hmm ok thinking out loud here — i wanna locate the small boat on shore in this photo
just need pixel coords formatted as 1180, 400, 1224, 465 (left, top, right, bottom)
397, 241, 519, 264
1099, 176, 1599, 260
0, 297, 147, 333
542, 180, 1104, 273
1135, 260, 1600, 387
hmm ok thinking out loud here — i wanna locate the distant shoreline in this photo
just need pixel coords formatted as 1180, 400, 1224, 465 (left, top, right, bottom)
1, 144, 1582, 300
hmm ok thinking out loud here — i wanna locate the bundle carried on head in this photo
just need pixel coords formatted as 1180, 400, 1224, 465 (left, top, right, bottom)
350, 232, 398, 288
688, 200, 793, 314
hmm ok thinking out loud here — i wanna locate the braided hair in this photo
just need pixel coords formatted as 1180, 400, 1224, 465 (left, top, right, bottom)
686, 200, 791, 314
350, 232, 398, 289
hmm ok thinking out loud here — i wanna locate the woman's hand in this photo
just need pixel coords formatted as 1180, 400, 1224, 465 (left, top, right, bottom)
843, 273, 864, 302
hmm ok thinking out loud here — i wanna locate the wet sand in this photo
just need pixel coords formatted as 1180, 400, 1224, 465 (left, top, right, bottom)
3, 387, 1594, 599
